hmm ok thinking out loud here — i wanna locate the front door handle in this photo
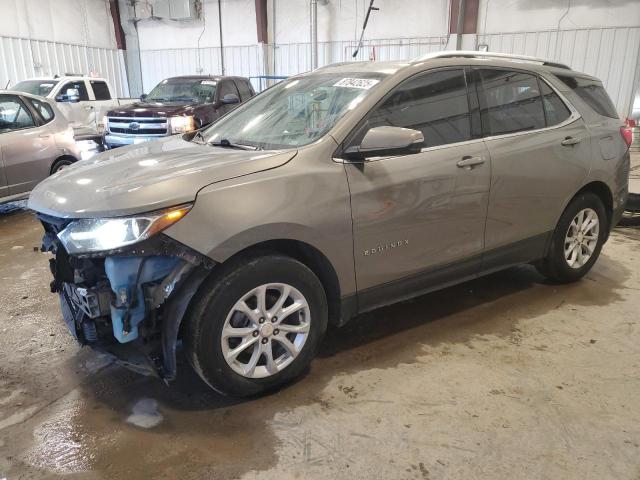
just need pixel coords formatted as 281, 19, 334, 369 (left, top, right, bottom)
457, 156, 485, 169
38, 134, 50, 139
561, 136, 581, 146
84, 105, 94, 110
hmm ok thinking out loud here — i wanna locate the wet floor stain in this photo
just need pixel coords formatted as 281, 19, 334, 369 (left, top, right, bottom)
126, 398, 163, 429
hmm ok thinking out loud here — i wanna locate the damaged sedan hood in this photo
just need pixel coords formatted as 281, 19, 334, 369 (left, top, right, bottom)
28, 136, 296, 218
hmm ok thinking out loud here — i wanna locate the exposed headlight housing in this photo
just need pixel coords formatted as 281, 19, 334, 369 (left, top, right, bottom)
170, 115, 195, 134
57, 204, 192, 255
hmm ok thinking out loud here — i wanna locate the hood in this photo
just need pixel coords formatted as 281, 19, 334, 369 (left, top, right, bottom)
28, 136, 296, 219
107, 102, 201, 118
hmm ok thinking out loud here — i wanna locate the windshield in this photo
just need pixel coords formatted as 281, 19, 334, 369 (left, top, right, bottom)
201, 72, 385, 149
146, 78, 216, 103
11, 80, 59, 97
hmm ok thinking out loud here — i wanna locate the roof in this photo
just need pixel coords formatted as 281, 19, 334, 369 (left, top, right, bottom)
163, 75, 251, 82
12, 75, 109, 82
307, 51, 600, 82
0, 89, 55, 101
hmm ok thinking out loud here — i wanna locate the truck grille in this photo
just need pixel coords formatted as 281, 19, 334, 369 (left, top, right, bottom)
107, 117, 168, 136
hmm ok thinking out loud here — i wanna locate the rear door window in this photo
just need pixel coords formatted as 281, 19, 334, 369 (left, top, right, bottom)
218, 81, 240, 101
235, 80, 254, 101
478, 69, 545, 136
0, 95, 36, 132
90, 80, 111, 100
556, 75, 618, 118
539, 79, 571, 126
28, 98, 55, 124
363, 68, 472, 148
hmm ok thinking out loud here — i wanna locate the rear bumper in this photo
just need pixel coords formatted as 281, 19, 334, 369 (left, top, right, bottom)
104, 133, 168, 148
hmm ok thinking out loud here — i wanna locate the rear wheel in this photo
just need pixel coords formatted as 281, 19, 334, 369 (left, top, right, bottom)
51, 157, 75, 174
184, 254, 328, 397
536, 192, 607, 283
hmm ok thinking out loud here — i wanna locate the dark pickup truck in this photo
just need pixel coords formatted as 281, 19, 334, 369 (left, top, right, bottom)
103, 75, 255, 148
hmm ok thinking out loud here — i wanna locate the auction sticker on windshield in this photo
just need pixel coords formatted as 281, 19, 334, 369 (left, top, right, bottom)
333, 78, 380, 89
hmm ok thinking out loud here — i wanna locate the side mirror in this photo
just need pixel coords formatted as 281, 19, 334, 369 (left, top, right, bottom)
221, 93, 240, 105
57, 88, 80, 103
344, 126, 424, 160
140, 93, 148, 101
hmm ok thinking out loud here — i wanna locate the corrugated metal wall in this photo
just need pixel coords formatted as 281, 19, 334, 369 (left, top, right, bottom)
0, 35, 129, 97
477, 27, 640, 116
139, 45, 264, 93
273, 36, 449, 76
137, 35, 449, 93
136, 27, 640, 116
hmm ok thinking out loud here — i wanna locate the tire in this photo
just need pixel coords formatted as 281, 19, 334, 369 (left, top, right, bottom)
536, 192, 607, 283
51, 157, 75, 174
625, 193, 640, 213
184, 254, 328, 397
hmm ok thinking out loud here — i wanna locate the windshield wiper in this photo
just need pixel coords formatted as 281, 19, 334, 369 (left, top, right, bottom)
208, 138, 258, 150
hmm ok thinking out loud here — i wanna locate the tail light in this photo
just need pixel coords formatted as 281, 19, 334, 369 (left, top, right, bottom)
620, 126, 632, 147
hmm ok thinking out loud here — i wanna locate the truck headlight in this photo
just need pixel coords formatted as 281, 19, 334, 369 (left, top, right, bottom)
102, 115, 109, 133
170, 115, 195, 134
57, 204, 192, 254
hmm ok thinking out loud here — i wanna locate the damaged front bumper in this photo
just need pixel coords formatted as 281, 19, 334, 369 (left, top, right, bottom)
39, 213, 214, 381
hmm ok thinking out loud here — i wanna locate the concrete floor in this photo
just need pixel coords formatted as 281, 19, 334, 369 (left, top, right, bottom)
0, 202, 639, 480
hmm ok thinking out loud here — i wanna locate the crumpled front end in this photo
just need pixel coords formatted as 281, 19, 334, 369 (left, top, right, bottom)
39, 212, 213, 380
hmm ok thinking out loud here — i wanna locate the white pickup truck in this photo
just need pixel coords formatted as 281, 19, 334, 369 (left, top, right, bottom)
10, 75, 135, 140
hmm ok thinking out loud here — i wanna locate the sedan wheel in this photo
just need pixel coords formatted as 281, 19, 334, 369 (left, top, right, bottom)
221, 283, 311, 379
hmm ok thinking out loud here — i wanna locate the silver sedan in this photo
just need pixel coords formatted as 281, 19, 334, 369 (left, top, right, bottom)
0, 90, 80, 203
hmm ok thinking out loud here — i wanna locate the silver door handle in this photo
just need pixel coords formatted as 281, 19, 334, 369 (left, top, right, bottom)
457, 156, 485, 169
84, 106, 94, 110
38, 134, 50, 138
561, 136, 581, 146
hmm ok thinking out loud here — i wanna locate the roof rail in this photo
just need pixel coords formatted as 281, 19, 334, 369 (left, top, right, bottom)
414, 50, 571, 70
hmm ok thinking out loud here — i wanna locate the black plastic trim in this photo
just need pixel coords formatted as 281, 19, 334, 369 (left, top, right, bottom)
353, 232, 551, 318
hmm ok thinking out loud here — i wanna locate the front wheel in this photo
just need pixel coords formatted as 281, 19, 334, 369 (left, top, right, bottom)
184, 254, 328, 397
536, 192, 607, 283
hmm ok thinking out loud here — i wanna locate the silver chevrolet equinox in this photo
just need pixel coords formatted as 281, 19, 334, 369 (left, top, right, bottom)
28, 52, 630, 396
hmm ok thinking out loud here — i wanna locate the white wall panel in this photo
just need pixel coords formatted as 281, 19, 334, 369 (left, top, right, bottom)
138, 35, 448, 92
137, 26, 638, 116
273, 36, 448, 75
139, 45, 264, 93
0, 36, 129, 97
477, 27, 640, 116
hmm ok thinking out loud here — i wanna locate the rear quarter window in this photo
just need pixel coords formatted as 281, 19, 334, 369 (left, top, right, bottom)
556, 75, 618, 119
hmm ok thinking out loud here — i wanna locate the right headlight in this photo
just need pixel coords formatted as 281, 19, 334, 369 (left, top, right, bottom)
57, 204, 192, 255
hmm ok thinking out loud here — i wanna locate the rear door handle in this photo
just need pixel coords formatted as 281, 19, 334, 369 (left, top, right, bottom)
38, 134, 50, 139
457, 156, 485, 169
561, 136, 581, 146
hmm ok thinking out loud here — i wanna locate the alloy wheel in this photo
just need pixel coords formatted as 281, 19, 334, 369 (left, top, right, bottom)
220, 283, 311, 379
564, 208, 599, 269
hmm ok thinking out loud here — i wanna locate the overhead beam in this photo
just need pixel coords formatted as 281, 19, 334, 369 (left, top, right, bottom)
109, 0, 126, 50
449, 0, 479, 35
255, 0, 268, 43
